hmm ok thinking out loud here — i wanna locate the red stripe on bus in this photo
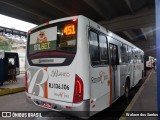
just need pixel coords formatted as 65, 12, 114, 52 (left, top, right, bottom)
44, 82, 48, 98
44, 67, 48, 98
109, 66, 112, 105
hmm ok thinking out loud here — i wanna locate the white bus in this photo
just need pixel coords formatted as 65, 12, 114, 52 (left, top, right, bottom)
146, 56, 154, 69
25, 15, 144, 117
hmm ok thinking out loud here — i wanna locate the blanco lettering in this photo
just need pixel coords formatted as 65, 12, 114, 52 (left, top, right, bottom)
50, 70, 70, 77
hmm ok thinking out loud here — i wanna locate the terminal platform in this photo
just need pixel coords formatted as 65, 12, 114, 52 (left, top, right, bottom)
0, 74, 25, 96
0, 70, 158, 120
120, 69, 157, 120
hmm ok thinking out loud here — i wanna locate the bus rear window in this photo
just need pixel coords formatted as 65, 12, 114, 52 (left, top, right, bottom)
27, 20, 77, 66
28, 20, 77, 56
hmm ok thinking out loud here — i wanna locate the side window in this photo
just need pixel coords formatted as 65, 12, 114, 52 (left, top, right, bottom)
89, 30, 109, 66
131, 48, 134, 62
109, 44, 119, 65
120, 44, 128, 63
133, 49, 137, 63
137, 51, 141, 63
99, 35, 109, 64
128, 46, 132, 63
141, 53, 144, 63
89, 31, 99, 65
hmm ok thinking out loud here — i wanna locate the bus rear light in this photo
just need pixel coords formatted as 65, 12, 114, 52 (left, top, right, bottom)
73, 74, 83, 103
72, 18, 77, 22
24, 72, 28, 92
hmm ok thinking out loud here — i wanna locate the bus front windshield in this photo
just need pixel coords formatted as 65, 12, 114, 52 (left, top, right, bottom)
27, 20, 77, 66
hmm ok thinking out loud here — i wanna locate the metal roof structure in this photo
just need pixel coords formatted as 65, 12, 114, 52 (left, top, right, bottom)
0, 26, 27, 38
0, 0, 155, 57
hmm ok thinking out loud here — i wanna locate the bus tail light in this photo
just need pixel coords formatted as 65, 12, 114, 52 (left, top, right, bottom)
72, 18, 77, 22
73, 74, 83, 103
24, 72, 28, 92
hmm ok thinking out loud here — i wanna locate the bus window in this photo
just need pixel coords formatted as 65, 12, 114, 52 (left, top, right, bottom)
128, 46, 132, 63
99, 35, 109, 65
120, 44, 128, 64
109, 44, 119, 65
141, 54, 144, 63
133, 49, 138, 63
137, 51, 141, 63
89, 31, 99, 65
27, 20, 77, 66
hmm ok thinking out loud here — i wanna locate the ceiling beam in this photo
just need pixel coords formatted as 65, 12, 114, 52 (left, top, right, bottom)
0, 0, 49, 20
140, 28, 148, 40
130, 39, 155, 46
41, 0, 71, 16
82, 0, 107, 19
99, 8, 155, 32
140, 27, 154, 41
125, 0, 135, 14
123, 31, 134, 40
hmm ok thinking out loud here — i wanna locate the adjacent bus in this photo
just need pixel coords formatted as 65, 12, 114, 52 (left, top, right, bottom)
146, 56, 154, 69
25, 15, 144, 117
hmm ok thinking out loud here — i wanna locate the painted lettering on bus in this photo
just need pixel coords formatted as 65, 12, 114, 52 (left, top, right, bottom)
39, 59, 54, 63
49, 83, 69, 90
50, 70, 70, 77
91, 74, 108, 83
34, 42, 51, 50
54, 92, 69, 98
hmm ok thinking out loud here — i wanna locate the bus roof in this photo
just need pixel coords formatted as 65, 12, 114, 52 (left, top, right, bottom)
28, 15, 143, 53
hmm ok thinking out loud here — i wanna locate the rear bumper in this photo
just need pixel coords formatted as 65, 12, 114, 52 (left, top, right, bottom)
25, 92, 90, 117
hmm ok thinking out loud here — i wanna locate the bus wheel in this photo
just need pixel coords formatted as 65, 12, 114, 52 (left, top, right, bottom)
125, 80, 130, 99
142, 71, 144, 78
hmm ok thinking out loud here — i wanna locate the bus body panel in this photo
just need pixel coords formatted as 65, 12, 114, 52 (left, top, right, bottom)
75, 16, 91, 101
26, 16, 91, 116
26, 64, 76, 102
90, 66, 110, 112
88, 19, 111, 113
25, 15, 144, 118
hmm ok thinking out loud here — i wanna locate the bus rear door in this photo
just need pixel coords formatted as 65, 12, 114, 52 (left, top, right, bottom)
109, 43, 119, 102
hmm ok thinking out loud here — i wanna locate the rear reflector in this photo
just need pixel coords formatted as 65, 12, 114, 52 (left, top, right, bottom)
73, 74, 83, 103
91, 99, 94, 103
66, 106, 71, 109
28, 96, 31, 99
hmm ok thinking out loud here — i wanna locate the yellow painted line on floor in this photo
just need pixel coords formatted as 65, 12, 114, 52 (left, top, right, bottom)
0, 87, 25, 96
119, 70, 153, 120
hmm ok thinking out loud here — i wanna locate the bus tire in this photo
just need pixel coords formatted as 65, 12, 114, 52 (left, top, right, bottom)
125, 80, 130, 99
142, 71, 144, 78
